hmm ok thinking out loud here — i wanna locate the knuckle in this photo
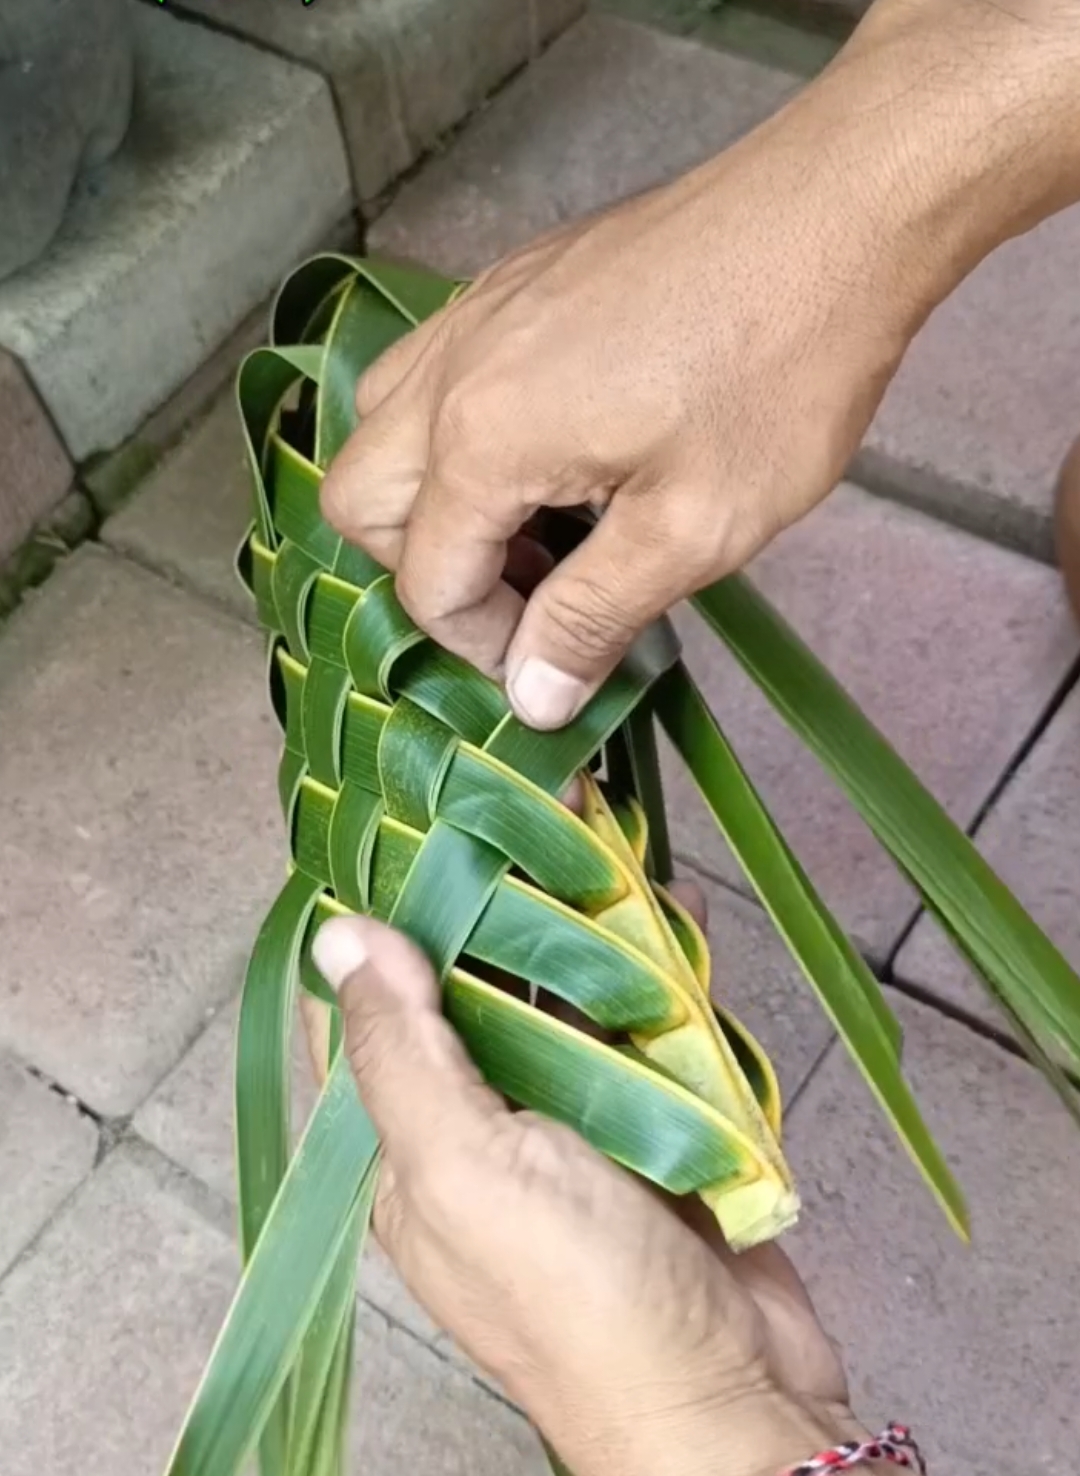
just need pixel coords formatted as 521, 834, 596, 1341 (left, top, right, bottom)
355, 366, 385, 418
435, 377, 489, 450
342, 998, 393, 1093
395, 550, 451, 627
319, 453, 378, 538
372, 1164, 407, 1252
396, 584, 451, 638
648, 471, 745, 584
355, 325, 425, 416
495, 1116, 574, 1189
538, 574, 633, 660
404, 1155, 459, 1218
318, 464, 348, 526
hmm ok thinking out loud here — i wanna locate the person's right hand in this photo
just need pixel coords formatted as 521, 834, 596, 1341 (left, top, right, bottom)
321, 0, 1080, 731
321, 102, 919, 729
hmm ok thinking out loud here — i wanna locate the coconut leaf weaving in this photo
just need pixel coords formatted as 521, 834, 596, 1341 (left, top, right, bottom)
165, 253, 1080, 1476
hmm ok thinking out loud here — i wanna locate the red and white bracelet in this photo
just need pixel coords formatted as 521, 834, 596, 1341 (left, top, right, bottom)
780, 1423, 926, 1475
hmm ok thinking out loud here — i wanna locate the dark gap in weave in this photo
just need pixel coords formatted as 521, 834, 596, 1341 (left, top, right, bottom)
463, 955, 528, 1002
281, 381, 316, 463
463, 959, 616, 1043
268, 640, 288, 728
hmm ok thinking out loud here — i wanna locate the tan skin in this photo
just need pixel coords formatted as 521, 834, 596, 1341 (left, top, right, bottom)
312, 888, 861, 1476
314, 0, 1080, 1468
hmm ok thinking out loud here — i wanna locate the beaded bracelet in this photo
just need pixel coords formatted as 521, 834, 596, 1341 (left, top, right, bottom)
781, 1422, 926, 1475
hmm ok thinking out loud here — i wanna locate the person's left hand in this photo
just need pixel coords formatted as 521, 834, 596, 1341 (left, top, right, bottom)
312, 882, 863, 1476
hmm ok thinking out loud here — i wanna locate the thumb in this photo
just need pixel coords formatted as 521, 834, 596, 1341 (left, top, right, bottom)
505, 483, 709, 730
311, 916, 504, 1170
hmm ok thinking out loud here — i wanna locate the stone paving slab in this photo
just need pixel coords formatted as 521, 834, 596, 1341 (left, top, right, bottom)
0, 1138, 544, 1476
784, 995, 1080, 1475
0, 488, 95, 622
0, 546, 285, 1117
663, 484, 1077, 960
349, 1301, 547, 1476
132, 999, 314, 1208
103, 389, 256, 622
0, 350, 73, 564
0, 3, 351, 461
0, 1053, 98, 1278
368, 16, 800, 272
0, 1142, 238, 1476
894, 679, 1080, 1041
173, 0, 584, 204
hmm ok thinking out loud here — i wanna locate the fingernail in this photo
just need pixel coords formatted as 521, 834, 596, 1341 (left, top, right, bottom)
312, 919, 369, 994
507, 657, 587, 730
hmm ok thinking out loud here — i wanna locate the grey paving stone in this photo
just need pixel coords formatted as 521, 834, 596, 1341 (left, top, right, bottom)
860, 207, 1080, 561
0, 3, 351, 460
103, 389, 255, 621
0, 349, 74, 563
894, 679, 1080, 1042
134, 994, 443, 1345
173, 0, 584, 204
0, 1053, 98, 1276
662, 484, 1078, 962
0, 1135, 542, 1476
132, 998, 305, 1206
0, 546, 285, 1117
170, 0, 404, 201
0, 490, 94, 622
368, 15, 800, 272
783, 995, 1080, 1475
0, 1142, 238, 1476
349, 1301, 547, 1476
386, 0, 585, 183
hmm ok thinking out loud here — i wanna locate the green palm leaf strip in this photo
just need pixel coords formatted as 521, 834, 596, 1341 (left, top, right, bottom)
692, 577, 1080, 1088
166, 252, 1079, 1476
656, 662, 964, 1232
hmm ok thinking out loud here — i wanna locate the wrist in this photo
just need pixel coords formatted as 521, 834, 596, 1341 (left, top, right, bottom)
662, 1390, 864, 1476
553, 1382, 867, 1476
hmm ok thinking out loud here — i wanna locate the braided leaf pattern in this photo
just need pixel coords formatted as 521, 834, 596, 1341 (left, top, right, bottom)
168, 251, 1080, 1476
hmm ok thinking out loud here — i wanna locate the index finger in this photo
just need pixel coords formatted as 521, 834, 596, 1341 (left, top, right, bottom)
396, 443, 536, 677
318, 343, 435, 568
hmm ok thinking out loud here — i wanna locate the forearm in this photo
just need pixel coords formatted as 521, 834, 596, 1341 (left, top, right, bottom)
749, 0, 1080, 335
